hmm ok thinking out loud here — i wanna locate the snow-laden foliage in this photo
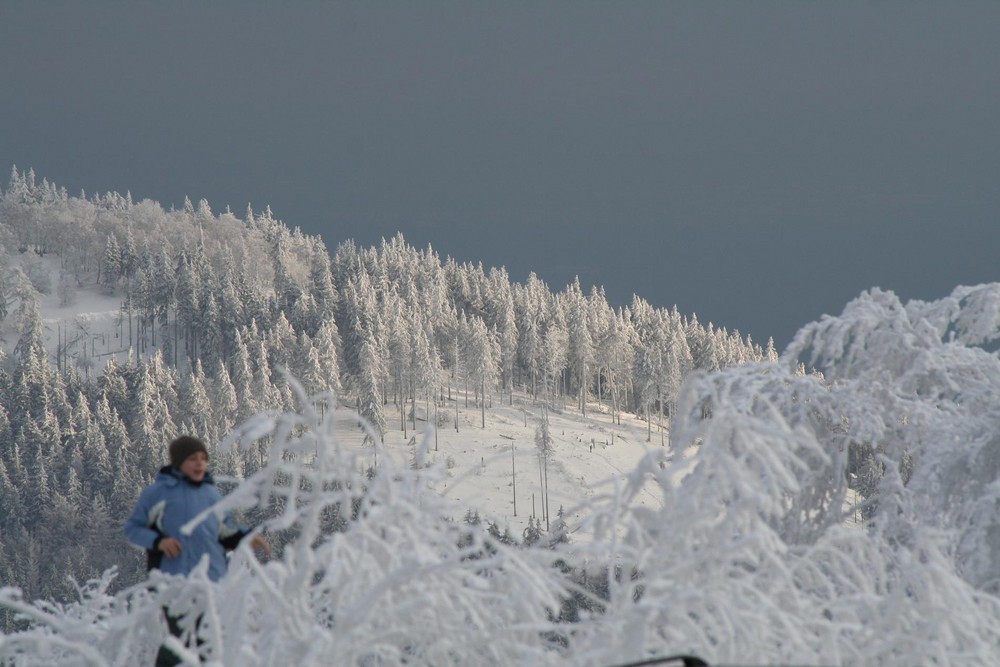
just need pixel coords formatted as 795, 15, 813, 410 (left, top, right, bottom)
786, 285, 1000, 593
5, 285, 1000, 665
562, 284, 1000, 665
2, 379, 576, 666
1, 169, 775, 643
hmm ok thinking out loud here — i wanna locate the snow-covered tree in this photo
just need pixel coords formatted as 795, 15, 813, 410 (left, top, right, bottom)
565, 277, 595, 415
463, 315, 499, 428
356, 328, 386, 445
100, 232, 121, 291
541, 296, 568, 401
487, 267, 519, 405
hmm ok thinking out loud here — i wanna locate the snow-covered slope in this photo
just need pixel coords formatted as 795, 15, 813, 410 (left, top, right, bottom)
9, 253, 669, 540
2, 253, 123, 361
335, 390, 669, 541
7, 252, 1000, 666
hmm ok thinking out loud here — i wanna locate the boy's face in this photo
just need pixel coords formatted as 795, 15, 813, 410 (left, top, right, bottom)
179, 451, 208, 482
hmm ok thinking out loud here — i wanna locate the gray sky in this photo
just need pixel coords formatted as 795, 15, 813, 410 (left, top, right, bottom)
2, 2, 998, 348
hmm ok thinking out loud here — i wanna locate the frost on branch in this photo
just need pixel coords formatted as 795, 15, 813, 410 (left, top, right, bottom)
555, 286, 1000, 665
4, 379, 577, 666
5, 286, 1000, 665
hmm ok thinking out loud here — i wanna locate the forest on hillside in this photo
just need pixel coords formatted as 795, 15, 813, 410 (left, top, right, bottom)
4, 169, 1000, 664
0, 167, 770, 618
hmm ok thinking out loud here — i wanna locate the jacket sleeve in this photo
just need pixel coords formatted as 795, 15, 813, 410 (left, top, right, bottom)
217, 512, 250, 551
123, 487, 163, 551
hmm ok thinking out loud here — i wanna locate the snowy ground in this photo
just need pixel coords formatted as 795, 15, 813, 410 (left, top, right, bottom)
332, 391, 670, 542
2, 254, 128, 373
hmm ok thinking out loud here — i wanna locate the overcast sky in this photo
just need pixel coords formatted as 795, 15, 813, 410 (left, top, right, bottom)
2, 2, 998, 348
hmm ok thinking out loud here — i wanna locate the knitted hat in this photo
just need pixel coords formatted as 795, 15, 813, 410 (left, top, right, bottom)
169, 435, 208, 469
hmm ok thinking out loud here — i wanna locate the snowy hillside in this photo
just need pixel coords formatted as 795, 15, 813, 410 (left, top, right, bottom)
1, 254, 123, 367
4, 178, 1000, 665
2, 254, 667, 541
5, 273, 1000, 666
340, 389, 670, 542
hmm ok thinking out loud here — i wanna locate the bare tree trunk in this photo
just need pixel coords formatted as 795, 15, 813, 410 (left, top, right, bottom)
512, 442, 517, 517
538, 455, 546, 527
647, 402, 652, 442
659, 394, 665, 447
544, 454, 550, 532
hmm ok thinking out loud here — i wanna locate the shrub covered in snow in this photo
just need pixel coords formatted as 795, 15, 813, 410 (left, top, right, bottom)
5, 285, 1000, 665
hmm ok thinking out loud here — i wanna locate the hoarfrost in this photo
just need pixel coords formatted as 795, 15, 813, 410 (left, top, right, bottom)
5, 286, 1000, 665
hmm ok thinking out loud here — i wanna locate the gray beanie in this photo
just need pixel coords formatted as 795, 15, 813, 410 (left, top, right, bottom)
169, 435, 208, 469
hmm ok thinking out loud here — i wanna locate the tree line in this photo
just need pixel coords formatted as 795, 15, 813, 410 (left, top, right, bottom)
0, 166, 774, 622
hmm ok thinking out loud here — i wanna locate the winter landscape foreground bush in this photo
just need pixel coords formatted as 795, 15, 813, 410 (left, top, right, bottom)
4, 284, 1000, 665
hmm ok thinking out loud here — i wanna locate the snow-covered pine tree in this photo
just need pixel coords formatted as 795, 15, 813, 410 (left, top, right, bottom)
464, 315, 499, 428
487, 267, 518, 405
541, 295, 568, 403
100, 232, 121, 292
565, 277, 595, 416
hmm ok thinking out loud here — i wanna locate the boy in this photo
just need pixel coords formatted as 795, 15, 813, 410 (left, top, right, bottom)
125, 435, 269, 665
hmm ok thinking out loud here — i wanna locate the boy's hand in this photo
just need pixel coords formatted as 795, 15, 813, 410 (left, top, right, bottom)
250, 534, 271, 557
159, 537, 182, 558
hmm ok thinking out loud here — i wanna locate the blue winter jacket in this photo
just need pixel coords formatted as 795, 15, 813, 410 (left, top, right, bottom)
124, 466, 247, 582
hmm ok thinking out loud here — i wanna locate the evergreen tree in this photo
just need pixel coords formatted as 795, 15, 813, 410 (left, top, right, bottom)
78, 411, 111, 499
127, 357, 176, 471
152, 247, 177, 352
249, 323, 279, 410
20, 421, 52, 522
294, 332, 325, 399
465, 316, 499, 428
132, 263, 154, 350
661, 309, 694, 421
198, 290, 223, 370
174, 250, 201, 361
409, 320, 441, 429
596, 309, 635, 424
542, 298, 568, 401
120, 225, 138, 282
12, 294, 51, 423
290, 291, 318, 338
13, 293, 47, 373
0, 267, 9, 326
384, 294, 412, 431
687, 315, 719, 372
308, 239, 338, 324
517, 273, 549, 399
230, 327, 257, 422
271, 234, 300, 314
488, 267, 519, 404
357, 328, 386, 445
314, 320, 343, 396
100, 232, 121, 290
210, 358, 239, 440
218, 251, 247, 360
764, 336, 780, 363
267, 311, 297, 373
179, 360, 214, 444
98, 358, 130, 422
565, 277, 595, 415
0, 458, 22, 533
